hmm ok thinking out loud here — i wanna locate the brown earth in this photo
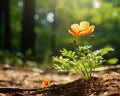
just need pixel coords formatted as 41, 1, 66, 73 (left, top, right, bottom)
0, 64, 120, 96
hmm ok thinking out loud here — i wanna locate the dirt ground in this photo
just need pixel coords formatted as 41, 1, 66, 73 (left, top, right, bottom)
0, 64, 120, 96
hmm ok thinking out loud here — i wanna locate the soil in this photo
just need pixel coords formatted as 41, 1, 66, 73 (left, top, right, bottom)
0, 64, 120, 96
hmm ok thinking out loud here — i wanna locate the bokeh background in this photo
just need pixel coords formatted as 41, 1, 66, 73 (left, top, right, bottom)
0, 0, 120, 66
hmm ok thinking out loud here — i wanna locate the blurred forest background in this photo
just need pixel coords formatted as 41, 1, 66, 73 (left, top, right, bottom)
0, 0, 120, 66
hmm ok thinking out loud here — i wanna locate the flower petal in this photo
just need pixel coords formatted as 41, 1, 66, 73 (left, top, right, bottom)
68, 29, 78, 37
88, 25, 95, 33
71, 24, 80, 33
79, 21, 90, 31
42, 78, 49, 87
78, 25, 95, 37
68, 21, 95, 37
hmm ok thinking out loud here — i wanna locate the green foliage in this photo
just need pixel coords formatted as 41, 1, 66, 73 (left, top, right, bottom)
1, 0, 119, 64
53, 45, 113, 80
0, 50, 39, 67
107, 58, 118, 65
35, 0, 120, 63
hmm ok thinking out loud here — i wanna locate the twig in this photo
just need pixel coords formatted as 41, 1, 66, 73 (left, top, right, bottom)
0, 84, 62, 95
29, 84, 61, 95
0, 88, 39, 93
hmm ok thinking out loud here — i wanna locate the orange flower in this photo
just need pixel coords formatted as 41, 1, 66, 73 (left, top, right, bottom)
68, 21, 95, 37
42, 78, 49, 87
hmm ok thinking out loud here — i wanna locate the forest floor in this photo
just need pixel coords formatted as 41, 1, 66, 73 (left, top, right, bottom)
0, 64, 120, 96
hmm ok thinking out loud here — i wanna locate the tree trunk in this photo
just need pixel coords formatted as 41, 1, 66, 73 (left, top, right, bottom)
51, 0, 57, 54
21, 0, 35, 55
4, 0, 11, 51
0, 0, 11, 51
0, 0, 3, 49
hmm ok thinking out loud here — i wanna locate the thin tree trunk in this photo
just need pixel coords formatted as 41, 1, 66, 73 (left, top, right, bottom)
21, 0, 35, 55
0, 0, 3, 49
51, 0, 57, 53
4, 0, 11, 51
0, 0, 11, 51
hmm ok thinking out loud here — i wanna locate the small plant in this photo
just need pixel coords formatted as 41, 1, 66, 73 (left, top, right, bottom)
53, 21, 113, 80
